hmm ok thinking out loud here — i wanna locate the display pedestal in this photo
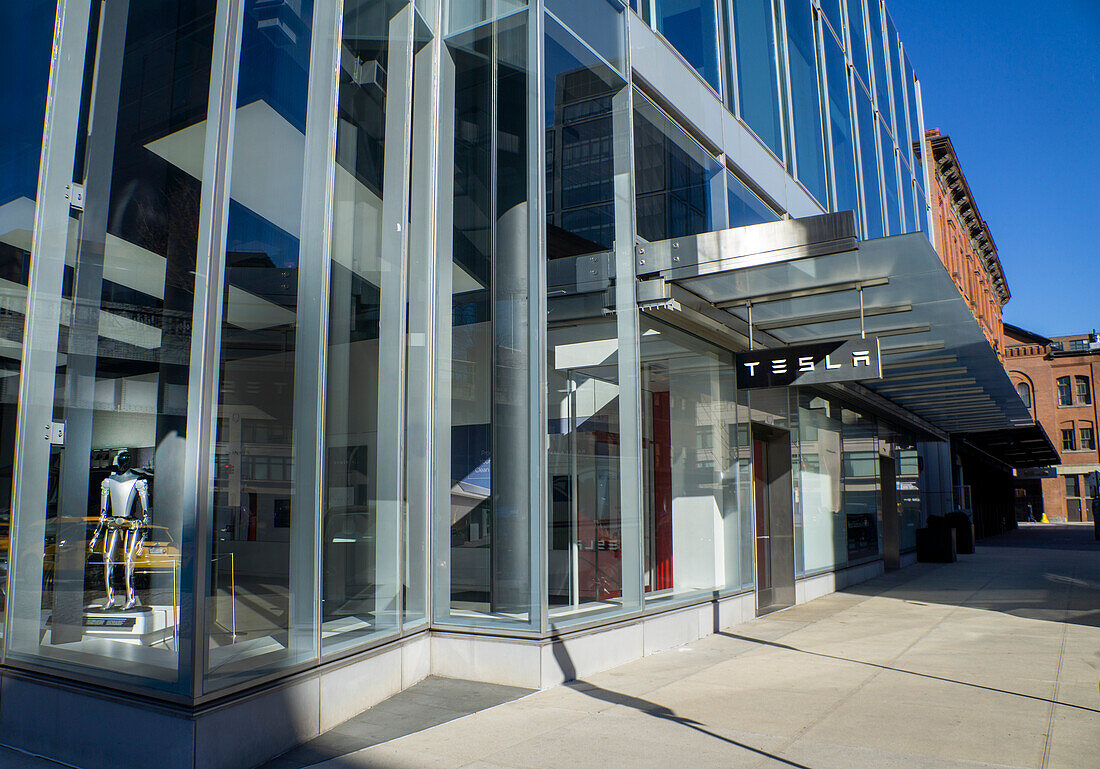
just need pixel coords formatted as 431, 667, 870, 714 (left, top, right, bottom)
81, 604, 177, 646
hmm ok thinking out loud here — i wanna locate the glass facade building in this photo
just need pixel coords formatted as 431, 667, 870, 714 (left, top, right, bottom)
3, 2, 1011, 768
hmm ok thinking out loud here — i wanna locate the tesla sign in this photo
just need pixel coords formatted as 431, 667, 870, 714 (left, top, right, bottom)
736, 337, 882, 389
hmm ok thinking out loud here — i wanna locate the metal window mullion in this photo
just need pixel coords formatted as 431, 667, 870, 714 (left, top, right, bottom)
293, 0, 342, 662
186, 0, 245, 698
407, 3, 445, 631
815, 6, 837, 213
375, 3, 417, 636
530, 4, 547, 635
5, 0, 94, 657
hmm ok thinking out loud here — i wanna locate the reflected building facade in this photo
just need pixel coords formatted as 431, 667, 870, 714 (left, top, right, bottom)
0, 2, 1032, 768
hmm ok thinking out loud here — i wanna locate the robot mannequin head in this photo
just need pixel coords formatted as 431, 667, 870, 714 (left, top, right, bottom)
113, 450, 132, 474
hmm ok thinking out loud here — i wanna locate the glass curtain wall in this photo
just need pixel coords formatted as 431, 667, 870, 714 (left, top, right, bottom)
783, 0, 828, 205
845, 0, 870, 91
639, 318, 745, 604
853, 82, 882, 239
730, 0, 785, 159
7, 0, 218, 691
646, 0, 722, 93
436, 9, 537, 628
821, 21, 859, 225
0, 0, 58, 642
543, 8, 639, 626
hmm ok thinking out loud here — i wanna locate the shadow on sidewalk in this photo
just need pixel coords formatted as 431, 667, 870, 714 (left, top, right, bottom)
546, 638, 814, 769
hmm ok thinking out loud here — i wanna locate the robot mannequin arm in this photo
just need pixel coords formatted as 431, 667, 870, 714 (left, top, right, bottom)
89, 478, 110, 552
136, 478, 151, 526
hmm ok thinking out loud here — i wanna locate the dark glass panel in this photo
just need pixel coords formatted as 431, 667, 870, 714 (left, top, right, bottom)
732, 0, 784, 158
823, 30, 859, 222
785, 1, 828, 204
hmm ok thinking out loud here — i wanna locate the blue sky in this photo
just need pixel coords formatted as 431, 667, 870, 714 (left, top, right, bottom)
888, 0, 1100, 338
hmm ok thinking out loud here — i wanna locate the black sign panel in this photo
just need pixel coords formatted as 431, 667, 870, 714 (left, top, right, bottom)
736, 337, 882, 390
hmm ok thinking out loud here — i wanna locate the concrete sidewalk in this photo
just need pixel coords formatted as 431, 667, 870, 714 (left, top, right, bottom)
293, 524, 1099, 769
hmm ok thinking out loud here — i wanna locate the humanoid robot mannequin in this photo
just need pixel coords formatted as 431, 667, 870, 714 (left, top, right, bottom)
88, 450, 151, 611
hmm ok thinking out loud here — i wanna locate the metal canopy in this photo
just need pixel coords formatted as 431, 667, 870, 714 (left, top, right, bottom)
635, 212, 1033, 434
960, 424, 1061, 469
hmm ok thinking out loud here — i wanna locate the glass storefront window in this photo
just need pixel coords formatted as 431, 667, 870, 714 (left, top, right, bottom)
0, 0, 57, 643
205, 0, 320, 688
896, 438, 920, 553
8, 0, 218, 690
730, 0, 785, 159
840, 408, 880, 562
634, 94, 724, 242
640, 318, 744, 604
797, 395, 843, 573
727, 172, 779, 228
854, 83, 882, 239
321, 0, 426, 656
823, 28, 859, 223
651, 0, 722, 93
543, 14, 637, 626
784, 0, 828, 205
438, 13, 536, 628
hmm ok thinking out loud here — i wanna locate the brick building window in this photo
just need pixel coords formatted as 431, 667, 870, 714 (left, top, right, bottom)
1057, 376, 1072, 406
1061, 427, 1076, 451
1075, 376, 1091, 405
1081, 427, 1095, 450
1016, 381, 1031, 409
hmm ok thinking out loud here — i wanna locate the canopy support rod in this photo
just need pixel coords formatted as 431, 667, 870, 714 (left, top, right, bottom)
747, 301, 754, 351
858, 283, 866, 339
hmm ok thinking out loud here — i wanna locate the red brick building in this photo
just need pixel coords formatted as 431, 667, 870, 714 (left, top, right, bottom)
1004, 326, 1100, 522
922, 129, 1009, 357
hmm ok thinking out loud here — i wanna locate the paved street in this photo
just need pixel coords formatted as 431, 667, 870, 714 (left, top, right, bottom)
3, 523, 1097, 769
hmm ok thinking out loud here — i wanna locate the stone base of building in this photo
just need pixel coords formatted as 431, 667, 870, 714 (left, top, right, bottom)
0, 559, 887, 769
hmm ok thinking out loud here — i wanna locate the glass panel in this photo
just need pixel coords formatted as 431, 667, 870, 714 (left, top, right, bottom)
886, 13, 906, 174
823, 30, 858, 221
854, 83, 882, 239
896, 439, 920, 552
546, 0, 626, 73
8, 0, 217, 690
440, 13, 535, 628
544, 16, 635, 625
797, 394, 843, 573
1076, 376, 1091, 404
206, 0, 319, 688
916, 185, 928, 235
841, 408, 879, 561
784, 1, 828, 205
0, 0, 58, 642
905, 55, 922, 184
640, 318, 743, 604
727, 172, 779, 228
845, 0, 871, 94
652, 0, 721, 93
731, 0, 785, 158
820, 0, 843, 42
322, 0, 420, 655
878, 119, 900, 235
865, 0, 889, 123
633, 94, 723, 242
448, 0, 526, 34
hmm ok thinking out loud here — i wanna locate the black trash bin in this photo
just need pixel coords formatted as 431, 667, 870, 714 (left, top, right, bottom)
944, 511, 976, 554
916, 517, 957, 563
